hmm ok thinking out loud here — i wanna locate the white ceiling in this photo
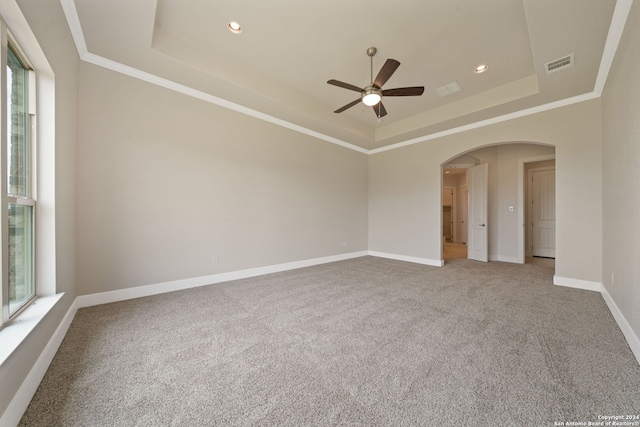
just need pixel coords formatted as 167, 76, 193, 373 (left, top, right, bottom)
69, 0, 621, 151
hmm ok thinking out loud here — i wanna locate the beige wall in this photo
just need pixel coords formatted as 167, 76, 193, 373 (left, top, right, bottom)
602, 1, 640, 347
369, 99, 602, 283
0, 0, 79, 419
76, 63, 369, 295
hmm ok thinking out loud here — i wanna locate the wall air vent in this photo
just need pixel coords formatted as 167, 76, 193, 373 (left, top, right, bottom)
545, 54, 574, 75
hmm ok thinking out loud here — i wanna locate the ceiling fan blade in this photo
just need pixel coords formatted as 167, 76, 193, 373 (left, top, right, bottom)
373, 102, 387, 118
334, 98, 361, 113
327, 79, 364, 92
373, 59, 400, 88
382, 86, 425, 97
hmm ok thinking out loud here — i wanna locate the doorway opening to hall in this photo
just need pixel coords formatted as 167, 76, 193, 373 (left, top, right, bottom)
442, 167, 468, 260
441, 144, 556, 266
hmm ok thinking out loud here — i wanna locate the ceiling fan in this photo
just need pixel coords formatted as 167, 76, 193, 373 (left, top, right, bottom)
327, 47, 425, 118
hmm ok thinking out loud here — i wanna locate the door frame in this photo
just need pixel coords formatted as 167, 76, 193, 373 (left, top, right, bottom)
517, 154, 556, 263
460, 185, 468, 244
467, 163, 488, 262
528, 166, 556, 258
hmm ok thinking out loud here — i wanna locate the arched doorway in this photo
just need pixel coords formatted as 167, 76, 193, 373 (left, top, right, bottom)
442, 143, 555, 268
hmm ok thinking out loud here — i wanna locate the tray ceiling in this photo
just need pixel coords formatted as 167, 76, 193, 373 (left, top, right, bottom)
67, 0, 622, 151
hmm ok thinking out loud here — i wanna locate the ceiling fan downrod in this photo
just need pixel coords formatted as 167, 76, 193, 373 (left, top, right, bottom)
362, 47, 382, 107
367, 47, 377, 84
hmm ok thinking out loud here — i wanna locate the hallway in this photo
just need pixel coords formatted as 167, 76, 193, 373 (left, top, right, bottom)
444, 242, 467, 260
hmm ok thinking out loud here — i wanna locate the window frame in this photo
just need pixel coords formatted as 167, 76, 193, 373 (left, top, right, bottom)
1, 28, 38, 323
0, 1, 58, 370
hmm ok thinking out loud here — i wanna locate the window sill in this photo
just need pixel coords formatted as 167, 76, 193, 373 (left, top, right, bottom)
0, 293, 65, 367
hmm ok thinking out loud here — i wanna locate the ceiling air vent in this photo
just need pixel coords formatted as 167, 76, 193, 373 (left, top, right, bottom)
545, 54, 574, 75
434, 81, 462, 98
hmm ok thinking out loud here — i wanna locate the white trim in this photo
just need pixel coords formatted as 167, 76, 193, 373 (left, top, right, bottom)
601, 285, 640, 365
368, 251, 444, 267
1, 0, 58, 308
3, 257, 639, 425
76, 251, 369, 309
593, 0, 634, 95
518, 154, 556, 262
58, 0, 368, 155
73, 250, 445, 311
527, 166, 556, 259
80, 53, 370, 155
548, 276, 640, 365
58, 0, 631, 156
369, 92, 600, 154
553, 275, 604, 293
0, 294, 64, 366
0, 297, 77, 427
58, 0, 88, 56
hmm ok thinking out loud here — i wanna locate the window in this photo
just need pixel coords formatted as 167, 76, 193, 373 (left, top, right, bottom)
2, 39, 36, 319
0, 2, 57, 361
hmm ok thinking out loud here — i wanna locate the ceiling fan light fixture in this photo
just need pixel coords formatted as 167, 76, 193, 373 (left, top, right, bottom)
362, 88, 382, 106
228, 21, 242, 34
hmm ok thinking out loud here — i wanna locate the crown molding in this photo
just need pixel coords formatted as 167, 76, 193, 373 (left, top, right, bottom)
59, 0, 633, 156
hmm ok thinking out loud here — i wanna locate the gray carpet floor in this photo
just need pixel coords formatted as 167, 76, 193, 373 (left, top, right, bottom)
19, 257, 640, 426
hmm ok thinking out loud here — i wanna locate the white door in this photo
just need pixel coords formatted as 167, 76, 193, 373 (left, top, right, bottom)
460, 185, 468, 244
468, 164, 488, 262
531, 169, 556, 257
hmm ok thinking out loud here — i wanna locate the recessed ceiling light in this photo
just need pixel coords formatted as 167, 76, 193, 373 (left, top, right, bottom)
474, 64, 489, 74
228, 21, 242, 34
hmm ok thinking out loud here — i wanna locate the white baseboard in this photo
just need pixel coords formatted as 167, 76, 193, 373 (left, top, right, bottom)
601, 286, 640, 366
554, 276, 639, 366
5, 254, 637, 427
368, 251, 443, 267
3, 251, 369, 424
76, 251, 369, 309
69, 257, 640, 371
0, 299, 78, 427
553, 275, 604, 292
